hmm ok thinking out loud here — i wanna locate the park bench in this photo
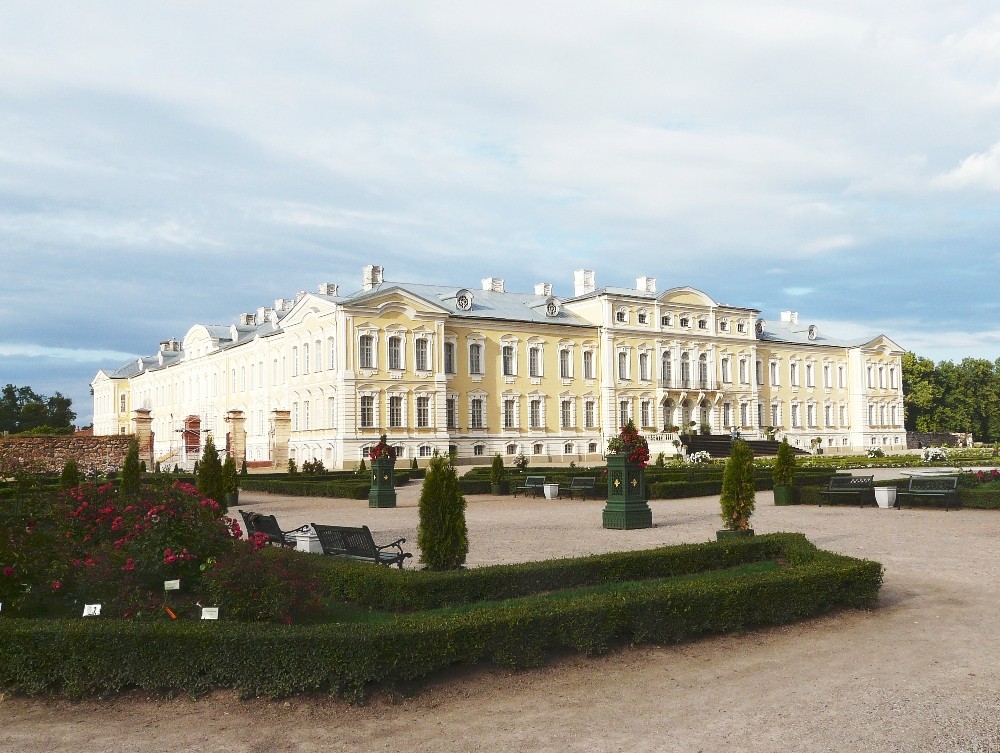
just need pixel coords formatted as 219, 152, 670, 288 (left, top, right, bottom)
239, 509, 309, 547
513, 475, 547, 498
564, 477, 597, 500
312, 523, 412, 568
819, 475, 876, 507
895, 476, 959, 511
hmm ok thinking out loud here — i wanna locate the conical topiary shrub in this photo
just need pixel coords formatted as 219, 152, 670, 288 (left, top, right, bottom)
120, 438, 142, 496
719, 439, 756, 534
417, 454, 469, 570
197, 435, 224, 504
772, 438, 797, 505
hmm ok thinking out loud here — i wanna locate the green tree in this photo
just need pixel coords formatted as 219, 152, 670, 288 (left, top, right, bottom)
901, 351, 940, 432
0, 384, 76, 434
772, 438, 796, 487
417, 454, 469, 570
197, 435, 224, 503
120, 438, 142, 496
59, 459, 80, 490
720, 439, 756, 531
221, 454, 239, 513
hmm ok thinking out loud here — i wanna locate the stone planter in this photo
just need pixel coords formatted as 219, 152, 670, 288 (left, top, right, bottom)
716, 529, 755, 540
369, 457, 397, 508
602, 454, 652, 529
874, 486, 897, 509
490, 483, 504, 496
772, 485, 797, 506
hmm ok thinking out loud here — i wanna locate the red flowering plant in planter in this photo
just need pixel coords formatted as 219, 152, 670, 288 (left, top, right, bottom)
369, 434, 397, 462
606, 419, 651, 467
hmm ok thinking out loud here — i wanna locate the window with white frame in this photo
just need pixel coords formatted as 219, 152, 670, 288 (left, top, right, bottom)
292, 347, 299, 376
564, 443, 574, 454
790, 361, 799, 387
470, 397, 484, 428
585, 400, 596, 428
697, 318, 708, 330
618, 350, 629, 381
791, 403, 801, 427
723, 402, 732, 428
444, 342, 456, 374
328, 396, 336, 428
721, 356, 731, 383
891, 404, 898, 425
890, 366, 897, 389
360, 395, 375, 428
559, 348, 572, 378
771, 403, 780, 427
878, 366, 885, 389
303, 400, 311, 430
769, 360, 779, 386
824, 404, 832, 426
502, 345, 516, 376
867, 365, 874, 388
737, 321, 746, 333
446, 397, 457, 428
807, 403, 816, 427
272, 358, 279, 386
415, 338, 429, 371
840, 404, 848, 425
303, 343, 310, 375
661, 314, 672, 327
561, 399, 573, 429
292, 402, 298, 430
506, 443, 517, 455
473, 444, 485, 456
469, 342, 483, 374
719, 319, 729, 332
528, 345, 541, 377
639, 352, 650, 381
417, 396, 430, 427
738, 358, 748, 384
503, 398, 516, 429
640, 399, 652, 428
389, 395, 403, 428
868, 404, 875, 426
619, 400, 630, 428
637, 311, 648, 324
805, 363, 814, 388
583, 350, 594, 380
533, 443, 543, 455
823, 364, 832, 388
359, 335, 374, 369
838, 365, 846, 388
314, 340, 321, 372
616, 309, 627, 323
740, 402, 749, 427
388, 336, 403, 370
529, 398, 542, 428
419, 445, 433, 457
328, 337, 335, 370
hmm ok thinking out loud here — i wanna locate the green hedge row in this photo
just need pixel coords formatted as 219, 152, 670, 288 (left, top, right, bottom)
0, 534, 882, 700
239, 479, 373, 499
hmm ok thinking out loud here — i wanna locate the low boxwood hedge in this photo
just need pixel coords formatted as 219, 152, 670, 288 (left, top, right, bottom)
0, 533, 882, 700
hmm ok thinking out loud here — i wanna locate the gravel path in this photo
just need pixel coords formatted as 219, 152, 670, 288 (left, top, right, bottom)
4, 473, 1000, 752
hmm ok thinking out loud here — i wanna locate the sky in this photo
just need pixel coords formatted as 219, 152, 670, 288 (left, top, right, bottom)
3, 1, 1000, 427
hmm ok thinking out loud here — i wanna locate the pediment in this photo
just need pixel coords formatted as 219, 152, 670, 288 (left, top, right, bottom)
657, 286, 719, 307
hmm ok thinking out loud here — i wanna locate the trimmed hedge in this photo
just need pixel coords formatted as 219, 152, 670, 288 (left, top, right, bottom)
0, 533, 881, 700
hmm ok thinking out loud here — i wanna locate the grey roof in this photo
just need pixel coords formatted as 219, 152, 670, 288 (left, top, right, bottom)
340, 282, 595, 328
110, 355, 160, 379
759, 320, 872, 348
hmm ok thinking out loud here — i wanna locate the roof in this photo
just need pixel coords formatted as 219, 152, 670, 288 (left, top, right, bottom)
758, 319, 872, 348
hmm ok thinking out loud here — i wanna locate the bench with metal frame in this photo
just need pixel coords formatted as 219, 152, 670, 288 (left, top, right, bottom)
896, 475, 959, 510
513, 475, 547, 498
564, 477, 598, 500
819, 475, 876, 507
312, 523, 412, 568
238, 509, 309, 547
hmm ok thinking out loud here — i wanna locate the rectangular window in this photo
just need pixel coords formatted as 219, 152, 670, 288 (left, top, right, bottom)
639, 353, 650, 381
502, 345, 515, 376
806, 364, 814, 388
771, 403, 780, 427
740, 402, 748, 427
823, 365, 832, 388
561, 400, 572, 429
446, 397, 457, 428
388, 336, 402, 370
359, 336, 373, 369
619, 400, 629, 428
618, 351, 628, 380
559, 349, 571, 379
583, 350, 594, 380
585, 401, 595, 429
721, 357, 731, 383
756, 360, 763, 385
769, 361, 779, 386
303, 343, 310, 375
469, 343, 482, 374
838, 366, 846, 389
444, 342, 455, 374
291, 347, 299, 376
315, 340, 321, 372
530, 399, 541, 429
640, 399, 651, 428
328, 337, 336, 370
303, 400, 310, 430
840, 405, 848, 425
415, 338, 429, 371
824, 404, 832, 426
328, 397, 336, 428
723, 402, 732, 428
360, 396, 374, 428
503, 399, 516, 429
529, 346, 541, 377
417, 396, 430, 428
739, 359, 748, 384
292, 402, 298, 430
791, 404, 800, 428
807, 404, 816, 427
790, 362, 799, 387
471, 398, 484, 428
389, 396, 403, 428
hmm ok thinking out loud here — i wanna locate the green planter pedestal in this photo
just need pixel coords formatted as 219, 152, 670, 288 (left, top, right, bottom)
716, 529, 755, 540
369, 458, 397, 508
773, 485, 797, 505
602, 454, 653, 529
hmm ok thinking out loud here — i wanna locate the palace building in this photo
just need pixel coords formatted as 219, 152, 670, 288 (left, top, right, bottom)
92, 265, 905, 469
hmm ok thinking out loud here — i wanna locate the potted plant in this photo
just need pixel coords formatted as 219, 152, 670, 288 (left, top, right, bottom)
489, 453, 506, 495
603, 419, 652, 529
221, 454, 240, 511
772, 438, 796, 505
718, 439, 756, 539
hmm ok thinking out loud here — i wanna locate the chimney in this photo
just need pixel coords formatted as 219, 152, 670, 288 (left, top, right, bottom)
275, 298, 294, 311
160, 338, 181, 352
481, 277, 505, 293
534, 282, 552, 297
636, 276, 656, 293
257, 306, 276, 323
294, 290, 307, 302
239, 312, 257, 326
780, 310, 798, 324
362, 264, 384, 291
573, 269, 595, 296
317, 282, 339, 296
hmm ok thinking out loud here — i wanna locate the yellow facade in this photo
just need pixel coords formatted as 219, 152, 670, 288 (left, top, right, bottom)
92, 266, 906, 468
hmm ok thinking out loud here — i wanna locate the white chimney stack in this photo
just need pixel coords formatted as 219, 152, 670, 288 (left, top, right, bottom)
573, 269, 596, 296
780, 310, 799, 324
481, 277, 505, 293
534, 282, 552, 297
636, 276, 656, 293
362, 264, 384, 291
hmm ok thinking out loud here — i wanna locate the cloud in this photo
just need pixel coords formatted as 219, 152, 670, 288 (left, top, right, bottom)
782, 287, 815, 297
934, 141, 1000, 190
799, 235, 857, 254
0, 342, 137, 364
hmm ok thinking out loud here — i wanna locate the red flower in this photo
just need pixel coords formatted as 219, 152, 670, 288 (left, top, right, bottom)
52, 580, 62, 590
2, 567, 14, 577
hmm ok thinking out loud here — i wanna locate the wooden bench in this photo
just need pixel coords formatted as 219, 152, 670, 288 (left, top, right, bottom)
819, 475, 876, 507
513, 475, 547, 498
312, 523, 412, 568
896, 476, 959, 510
239, 510, 310, 547
565, 477, 597, 500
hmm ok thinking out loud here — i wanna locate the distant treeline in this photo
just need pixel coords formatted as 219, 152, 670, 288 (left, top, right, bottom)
903, 352, 1000, 442
0, 384, 76, 435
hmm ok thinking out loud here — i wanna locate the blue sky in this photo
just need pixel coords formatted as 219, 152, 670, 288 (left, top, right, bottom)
3, 1, 1000, 427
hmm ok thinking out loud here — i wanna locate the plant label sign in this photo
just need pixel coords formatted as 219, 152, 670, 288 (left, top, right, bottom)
82, 604, 102, 617
200, 607, 219, 620
163, 579, 181, 591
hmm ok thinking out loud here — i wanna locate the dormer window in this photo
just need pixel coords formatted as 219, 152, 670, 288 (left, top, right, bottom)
616, 310, 627, 323
737, 321, 747, 334
719, 320, 728, 332
661, 314, 672, 327
679, 316, 690, 328
697, 319, 707, 330
637, 311, 648, 324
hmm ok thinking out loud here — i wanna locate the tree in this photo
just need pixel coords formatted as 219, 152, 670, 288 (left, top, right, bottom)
417, 454, 468, 570
197, 435, 224, 503
120, 438, 142, 496
0, 384, 76, 434
60, 459, 80, 490
720, 439, 756, 531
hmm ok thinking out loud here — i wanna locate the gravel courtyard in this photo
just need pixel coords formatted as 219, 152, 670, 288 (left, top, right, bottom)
4, 474, 1000, 753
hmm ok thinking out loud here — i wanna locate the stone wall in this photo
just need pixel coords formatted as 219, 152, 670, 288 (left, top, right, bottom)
906, 431, 973, 449
0, 434, 134, 475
